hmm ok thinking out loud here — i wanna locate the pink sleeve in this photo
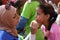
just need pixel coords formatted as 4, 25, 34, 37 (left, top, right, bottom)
53, 25, 60, 40
41, 25, 46, 37
49, 23, 60, 40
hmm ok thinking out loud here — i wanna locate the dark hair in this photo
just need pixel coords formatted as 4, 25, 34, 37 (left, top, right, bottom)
5, 0, 21, 9
0, 0, 2, 5
38, 0, 46, 4
10, 0, 21, 8
39, 3, 58, 30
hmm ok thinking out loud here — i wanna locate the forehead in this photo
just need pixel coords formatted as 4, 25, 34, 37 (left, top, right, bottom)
36, 7, 43, 13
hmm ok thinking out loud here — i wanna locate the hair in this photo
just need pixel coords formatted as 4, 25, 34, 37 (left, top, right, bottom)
10, 0, 21, 8
10, 0, 23, 15
39, 3, 58, 30
38, 0, 46, 4
0, 0, 2, 5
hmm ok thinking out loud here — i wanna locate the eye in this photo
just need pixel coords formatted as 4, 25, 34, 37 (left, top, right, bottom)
13, 13, 18, 18
13, 14, 16, 18
37, 13, 40, 15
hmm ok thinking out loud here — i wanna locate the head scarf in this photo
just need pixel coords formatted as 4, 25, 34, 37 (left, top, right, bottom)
0, 5, 18, 37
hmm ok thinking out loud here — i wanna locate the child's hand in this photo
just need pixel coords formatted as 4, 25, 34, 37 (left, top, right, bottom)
30, 20, 40, 34
46, 30, 50, 38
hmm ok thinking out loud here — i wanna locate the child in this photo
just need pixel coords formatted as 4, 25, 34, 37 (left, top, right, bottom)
30, 3, 60, 40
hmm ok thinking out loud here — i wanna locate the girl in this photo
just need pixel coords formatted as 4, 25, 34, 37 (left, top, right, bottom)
30, 3, 60, 40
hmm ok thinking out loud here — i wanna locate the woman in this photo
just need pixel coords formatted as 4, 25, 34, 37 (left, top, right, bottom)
0, 1, 19, 40
30, 3, 60, 40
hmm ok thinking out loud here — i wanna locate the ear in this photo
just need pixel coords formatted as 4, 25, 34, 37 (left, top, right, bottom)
46, 14, 50, 19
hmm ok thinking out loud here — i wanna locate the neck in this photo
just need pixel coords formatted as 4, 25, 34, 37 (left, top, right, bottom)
44, 22, 49, 30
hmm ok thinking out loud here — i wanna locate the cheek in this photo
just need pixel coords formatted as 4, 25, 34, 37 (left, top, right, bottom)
12, 20, 18, 26
13, 17, 19, 26
36, 15, 44, 24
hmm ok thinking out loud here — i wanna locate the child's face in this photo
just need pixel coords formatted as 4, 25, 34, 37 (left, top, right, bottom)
36, 7, 49, 24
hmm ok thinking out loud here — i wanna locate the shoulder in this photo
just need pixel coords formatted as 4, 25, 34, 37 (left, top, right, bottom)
51, 23, 60, 32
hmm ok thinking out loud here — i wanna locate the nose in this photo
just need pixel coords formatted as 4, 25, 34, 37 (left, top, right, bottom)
17, 15, 20, 20
35, 15, 39, 21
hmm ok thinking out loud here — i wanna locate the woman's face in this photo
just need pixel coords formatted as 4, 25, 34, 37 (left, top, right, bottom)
12, 13, 19, 26
5, 7, 19, 27
0, 5, 19, 27
36, 7, 49, 24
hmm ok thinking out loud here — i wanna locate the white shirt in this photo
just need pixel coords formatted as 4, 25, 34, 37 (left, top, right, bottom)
56, 14, 60, 25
